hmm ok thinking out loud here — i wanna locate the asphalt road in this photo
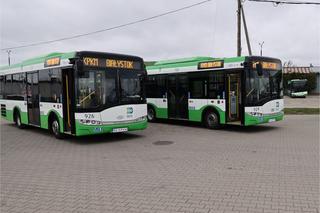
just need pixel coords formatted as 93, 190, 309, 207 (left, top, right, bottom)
1, 116, 319, 213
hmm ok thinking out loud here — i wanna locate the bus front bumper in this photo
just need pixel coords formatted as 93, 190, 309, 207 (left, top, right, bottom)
244, 112, 284, 126
75, 119, 148, 136
291, 91, 308, 98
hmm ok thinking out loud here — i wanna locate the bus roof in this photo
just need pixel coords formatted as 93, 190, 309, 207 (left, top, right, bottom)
0, 51, 145, 75
154, 56, 214, 66
0, 52, 76, 71
146, 56, 246, 73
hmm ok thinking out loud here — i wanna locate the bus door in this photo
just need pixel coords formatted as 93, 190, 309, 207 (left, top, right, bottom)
226, 73, 242, 123
27, 72, 40, 126
62, 69, 75, 133
167, 74, 188, 119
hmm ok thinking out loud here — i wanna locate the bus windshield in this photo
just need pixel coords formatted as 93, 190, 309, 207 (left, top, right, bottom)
76, 69, 144, 111
290, 80, 307, 92
246, 68, 283, 106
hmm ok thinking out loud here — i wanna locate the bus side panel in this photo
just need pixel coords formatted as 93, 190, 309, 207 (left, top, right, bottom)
39, 102, 64, 132
188, 99, 226, 124
0, 100, 28, 124
188, 99, 207, 122
147, 98, 168, 119
14, 105, 28, 125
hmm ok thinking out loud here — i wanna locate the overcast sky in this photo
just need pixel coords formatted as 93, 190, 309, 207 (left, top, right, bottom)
0, 0, 319, 66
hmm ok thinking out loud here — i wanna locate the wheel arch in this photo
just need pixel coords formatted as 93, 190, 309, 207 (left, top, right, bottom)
13, 106, 21, 117
48, 110, 63, 133
147, 103, 157, 117
202, 106, 220, 123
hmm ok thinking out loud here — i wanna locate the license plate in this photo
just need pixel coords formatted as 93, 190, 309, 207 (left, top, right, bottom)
112, 128, 128, 133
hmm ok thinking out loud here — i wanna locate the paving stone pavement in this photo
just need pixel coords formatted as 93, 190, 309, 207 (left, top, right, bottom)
284, 95, 320, 108
0, 115, 319, 213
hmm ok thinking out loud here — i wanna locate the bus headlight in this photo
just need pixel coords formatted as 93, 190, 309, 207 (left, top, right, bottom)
79, 119, 102, 125
248, 112, 263, 117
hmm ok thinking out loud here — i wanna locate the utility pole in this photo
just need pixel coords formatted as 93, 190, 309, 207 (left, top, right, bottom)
259, 41, 264, 56
237, 0, 242, 56
241, 6, 252, 56
6, 50, 11, 66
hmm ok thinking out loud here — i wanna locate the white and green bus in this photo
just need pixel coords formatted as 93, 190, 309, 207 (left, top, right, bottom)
0, 51, 147, 138
145, 56, 284, 128
287, 79, 308, 98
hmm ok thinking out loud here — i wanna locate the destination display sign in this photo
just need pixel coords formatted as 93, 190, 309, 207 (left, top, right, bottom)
44, 57, 61, 67
83, 57, 140, 70
198, 60, 224, 70
253, 61, 280, 70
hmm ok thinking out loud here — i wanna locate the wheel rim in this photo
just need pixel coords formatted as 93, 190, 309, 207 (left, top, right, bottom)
52, 120, 59, 135
147, 109, 155, 120
207, 113, 217, 127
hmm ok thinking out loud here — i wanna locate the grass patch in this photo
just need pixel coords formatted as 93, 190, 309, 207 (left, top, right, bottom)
284, 108, 320, 115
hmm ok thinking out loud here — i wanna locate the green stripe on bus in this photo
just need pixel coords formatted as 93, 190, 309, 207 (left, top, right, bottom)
1, 109, 28, 124
244, 112, 284, 126
148, 103, 168, 119
75, 120, 148, 136
40, 111, 64, 133
0, 52, 76, 71
188, 106, 226, 124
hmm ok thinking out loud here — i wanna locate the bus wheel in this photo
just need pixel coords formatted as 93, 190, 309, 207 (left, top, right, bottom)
14, 111, 24, 129
51, 118, 64, 139
204, 110, 220, 129
147, 106, 156, 122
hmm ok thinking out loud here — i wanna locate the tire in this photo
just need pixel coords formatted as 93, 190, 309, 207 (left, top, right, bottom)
14, 111, 24, 129
147, 106, 156, 122
50, 117, 64, 139
204, 110, 220, 129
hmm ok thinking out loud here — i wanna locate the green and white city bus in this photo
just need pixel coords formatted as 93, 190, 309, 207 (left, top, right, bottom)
0, 51, 147, 138
145, 56, 283, 128
287, 79, 308, 98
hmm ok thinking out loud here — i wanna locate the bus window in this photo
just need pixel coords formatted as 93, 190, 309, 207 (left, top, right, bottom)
208, 72, 224, 99
11, 74, 25, 100
76, 70, 117, 109
119, 70, 143, 103
39, 69, 62, 103
5, 75, 12, 99
189, 72, 207, 99
0, 76, 4, 99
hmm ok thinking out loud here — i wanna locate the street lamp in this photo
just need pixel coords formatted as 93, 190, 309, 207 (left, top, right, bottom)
259, 41, 264, 56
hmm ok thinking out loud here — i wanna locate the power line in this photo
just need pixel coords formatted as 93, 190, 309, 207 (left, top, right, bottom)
248, 0, 320, 5
1, 0, 212, 51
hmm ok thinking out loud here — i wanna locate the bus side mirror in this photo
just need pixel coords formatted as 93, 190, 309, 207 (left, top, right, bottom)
256, 63, 263, 76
